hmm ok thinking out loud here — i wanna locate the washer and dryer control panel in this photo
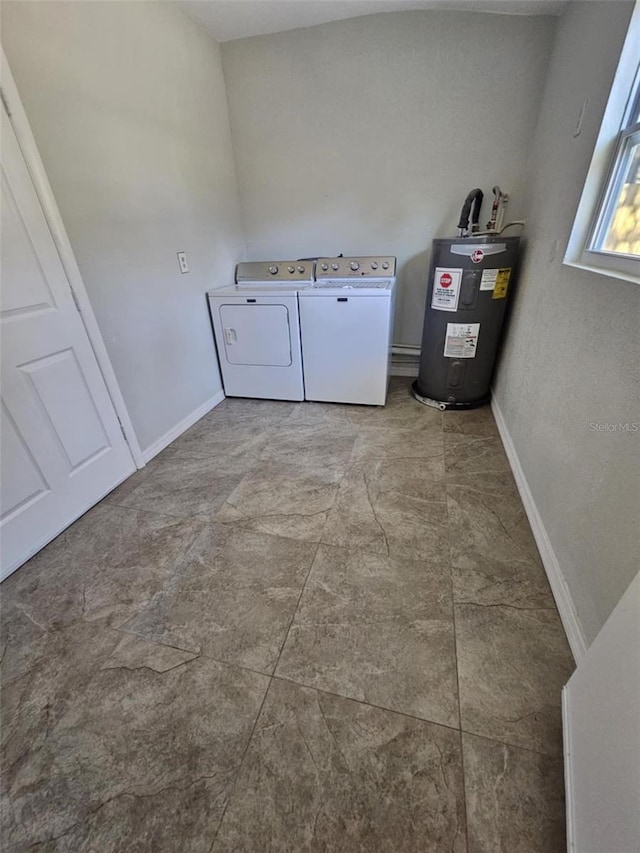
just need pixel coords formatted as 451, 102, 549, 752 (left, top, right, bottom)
236, 261, 314, 284
315, 257, 396, 279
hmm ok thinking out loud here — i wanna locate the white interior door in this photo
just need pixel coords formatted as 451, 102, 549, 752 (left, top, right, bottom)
1, 100, 135, 579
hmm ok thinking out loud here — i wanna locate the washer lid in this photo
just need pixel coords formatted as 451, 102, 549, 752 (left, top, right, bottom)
302, 279, 395, 296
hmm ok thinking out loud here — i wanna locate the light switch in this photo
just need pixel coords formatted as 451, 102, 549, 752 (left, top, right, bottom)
177, 252, 189, 274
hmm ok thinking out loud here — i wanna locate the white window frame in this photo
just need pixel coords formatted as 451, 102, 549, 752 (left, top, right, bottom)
565, 2, 640, 285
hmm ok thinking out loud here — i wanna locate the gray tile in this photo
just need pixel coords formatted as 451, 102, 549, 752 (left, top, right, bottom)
451, 551, 555, 611
212, 396, 297, 422
169, 415, 272, 462
1, 379, 575, 851
456, 601, 574, 756
0, 604, 50, 688
283, 401, 352, 427
321, 461, 449, 563
2, 621, 123, 763
447, 466, 552, 609
258, 423, 358, 469
168, 522, 318, 592
344, 378, 444, 431
101, 632, 199, 673
0, 506, 203, 638
212, 678, 467, 853
386, 376, 425, 407
1, 624, 268, 852
369, 455, 446, 502
448, 463, 570, 760
277, 544, 459, 726
216, 460, 344, 542
442, 406, 499, 437
351, 426, 443, 463
346, 398, 443, 431
444, 434, 511, 477
124, 525, 317, 673
116, 453, 246, 519
372, 491, 450, 563
463, 732, 566, 853
102, 444, 178, 506
446, 472, 542, 568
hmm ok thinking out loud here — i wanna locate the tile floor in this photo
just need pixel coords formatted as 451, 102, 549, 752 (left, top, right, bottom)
0, 379, 574, 851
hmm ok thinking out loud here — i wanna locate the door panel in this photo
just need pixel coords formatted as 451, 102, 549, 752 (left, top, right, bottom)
1, 167, 57, 317
0, 402, 49, 522
219, 304, 292, 366
0, 100, 135, 578
19, 349, 109, 470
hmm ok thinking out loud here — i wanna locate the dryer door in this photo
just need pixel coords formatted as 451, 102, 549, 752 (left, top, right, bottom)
218, 304, 292, 366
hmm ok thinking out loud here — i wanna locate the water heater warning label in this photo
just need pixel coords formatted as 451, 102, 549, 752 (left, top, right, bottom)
492, 268, 511, 299
431, 267, 463, 311
480, 267, 512, 294
444, 323, 480, 358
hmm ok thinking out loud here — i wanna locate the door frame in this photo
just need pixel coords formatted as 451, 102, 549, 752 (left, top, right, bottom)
0, 49, 144, 469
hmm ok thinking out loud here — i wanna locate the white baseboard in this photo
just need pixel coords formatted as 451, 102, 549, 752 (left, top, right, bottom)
491, 393, 588, 663
562, 686, 576, 852
142, 390, 225, 464
390, 364, 419, 377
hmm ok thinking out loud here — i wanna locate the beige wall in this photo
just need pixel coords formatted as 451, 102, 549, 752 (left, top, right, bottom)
220, 10, 556, 345
2, 1, 244, 452
494, 0, 639, 645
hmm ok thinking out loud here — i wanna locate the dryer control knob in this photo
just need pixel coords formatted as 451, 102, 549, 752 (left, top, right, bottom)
371, 262, 378, 270
298, 265, 305, 273
350, 261, 360, 271
382, 261, 390, 270
287, 265, 295, 273
268, 265, 279, 274
321, 263, 329, 271
331, 263, 340, 271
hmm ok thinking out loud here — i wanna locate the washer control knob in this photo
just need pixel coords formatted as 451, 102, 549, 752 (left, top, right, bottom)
268, 265, 278, 275
382, 261, 390, 270
321, 263, 329, 271
371, 261, 378, 270
331, 262, 340, 271
350, 261, 360, 271
287, 265, 295, 273
298, 265, 305, 273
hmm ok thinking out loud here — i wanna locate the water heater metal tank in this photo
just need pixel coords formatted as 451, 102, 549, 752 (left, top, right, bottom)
412, 236, 520, 409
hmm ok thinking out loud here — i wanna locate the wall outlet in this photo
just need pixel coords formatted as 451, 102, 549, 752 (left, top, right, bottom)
177, 251, 189, 274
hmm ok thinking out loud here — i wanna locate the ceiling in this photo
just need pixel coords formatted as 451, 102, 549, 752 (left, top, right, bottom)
179, 0, 569, 43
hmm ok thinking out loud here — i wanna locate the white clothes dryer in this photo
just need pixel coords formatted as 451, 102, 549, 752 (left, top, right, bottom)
208, 261, 313, 401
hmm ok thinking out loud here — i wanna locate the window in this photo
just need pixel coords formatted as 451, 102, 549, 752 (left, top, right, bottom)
566, 2, 640, 284
588, 70, 640, 262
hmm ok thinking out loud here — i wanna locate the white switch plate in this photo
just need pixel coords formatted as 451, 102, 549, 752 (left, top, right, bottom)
177, 251, 189, 273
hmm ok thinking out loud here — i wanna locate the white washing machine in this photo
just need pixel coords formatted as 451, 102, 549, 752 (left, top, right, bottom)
299, 256, 397, 406
208, 261, 313, 401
